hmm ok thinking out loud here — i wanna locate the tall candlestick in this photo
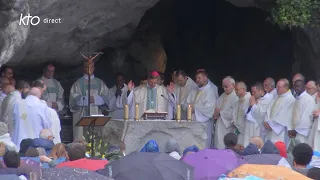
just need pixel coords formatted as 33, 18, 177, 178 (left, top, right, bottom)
135, 103, 140, 121
176, 104, 181, 122
124, 104, 129, 121
187, 104, 192, 121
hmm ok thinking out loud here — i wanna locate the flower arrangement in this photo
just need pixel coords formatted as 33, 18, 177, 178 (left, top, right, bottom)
83, 131, 108, 158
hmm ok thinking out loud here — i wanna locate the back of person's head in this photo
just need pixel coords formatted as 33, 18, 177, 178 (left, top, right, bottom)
307, 167, 320, 180
31, 80, 44, 89
16, 80, 30, 90
66, 143, 86, 161
25, 147, 39, 157
28, 87, 41, 98
292, 143, 313, 166
250, 136, 264, 149
261, 140, 279, 154
164, 138, 181, 155
224, 133, 238, 148
274, 141, 287, 158
39, 129, 53, 140
49, 143, 67, 159
19, 138, 34, 154
3, 151, 20, 168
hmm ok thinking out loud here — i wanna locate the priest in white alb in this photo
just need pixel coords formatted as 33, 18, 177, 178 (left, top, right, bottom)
39, 63, 64, 112
263, 77, 277, 98
185, 69, 217, 147
288, 80, 315, 143
174, 70, 197, 119
108, 73, 128, 119
12, 88, 52, 149
197, 69, 219, 99
232, 82, 251, 146
0, 80, 30, 133
306, 81, 318, 99
245, 82, 273, 145
310, 79, 320, 151
264, 78, 295, 144
69, 61, 109, 141
214, 76, 239, 149
123, 71, 175, 120
291, 73, 305, 97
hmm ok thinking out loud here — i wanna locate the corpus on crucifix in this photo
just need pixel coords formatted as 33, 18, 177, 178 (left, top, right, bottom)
69, 44, 109, 141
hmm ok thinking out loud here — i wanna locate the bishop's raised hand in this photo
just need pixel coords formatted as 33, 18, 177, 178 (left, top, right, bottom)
127, 80, 135, 91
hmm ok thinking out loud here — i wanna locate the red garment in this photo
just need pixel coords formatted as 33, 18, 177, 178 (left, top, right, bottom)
274, 141, 287, 158
56, 158, 108, 171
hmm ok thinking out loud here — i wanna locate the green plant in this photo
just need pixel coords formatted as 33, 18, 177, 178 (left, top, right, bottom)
270, 0, 320, 28
83, 131, 108, 158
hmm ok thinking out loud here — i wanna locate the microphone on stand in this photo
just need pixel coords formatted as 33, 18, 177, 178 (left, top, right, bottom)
161, 94, 176, 120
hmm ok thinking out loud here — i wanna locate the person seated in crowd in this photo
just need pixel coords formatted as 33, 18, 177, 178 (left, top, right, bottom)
292, 143, 313, 176
3, 151, 20, 168
0, 122, 17, 152
274, 141, 287, 158
164, 138, 181, 160
0, 151, 30, 179
32, 129, 55, 155
250, 136, 264, 153
18, 139, 33, 157
307, 167, 320, 179
25, 147, 39, 157
224, 133, 243, 155
56, 143, 108, 171
260, 140, 279, 155
140, 140, 159, 153
243, 143, 259, 156
104, 140, 126, 162
40, 143, 67, 168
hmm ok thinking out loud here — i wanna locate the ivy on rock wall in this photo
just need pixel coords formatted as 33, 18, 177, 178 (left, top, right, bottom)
271, 0, 320, 28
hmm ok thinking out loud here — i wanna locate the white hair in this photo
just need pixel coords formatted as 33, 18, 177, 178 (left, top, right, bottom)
223, 76, 235, 85
307, 80, 316, 88
236, 81, 247, 91
40, 129, 53, 139
265, 77, 275, 88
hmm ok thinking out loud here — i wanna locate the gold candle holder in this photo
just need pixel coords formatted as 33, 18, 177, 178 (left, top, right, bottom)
176, 104, 181, 122
135, 103, 140, 121
124, 104, 129, 121
187, 104, 192, 121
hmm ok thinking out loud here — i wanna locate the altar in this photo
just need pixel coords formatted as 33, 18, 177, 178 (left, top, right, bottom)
103, 119, 210, 154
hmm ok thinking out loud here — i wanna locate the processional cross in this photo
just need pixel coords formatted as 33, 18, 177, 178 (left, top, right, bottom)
79, 41, 103, 116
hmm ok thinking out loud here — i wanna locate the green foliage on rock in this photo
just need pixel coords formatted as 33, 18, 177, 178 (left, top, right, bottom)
271, 0, 320, 28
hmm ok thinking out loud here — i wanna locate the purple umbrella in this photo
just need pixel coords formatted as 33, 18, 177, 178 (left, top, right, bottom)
182, 149, 246, 180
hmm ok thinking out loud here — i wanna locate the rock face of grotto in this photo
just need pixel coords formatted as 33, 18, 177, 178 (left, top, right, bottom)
0, 0, 319, 93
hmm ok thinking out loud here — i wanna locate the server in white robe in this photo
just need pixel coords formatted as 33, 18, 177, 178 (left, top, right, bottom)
12, 88, 52, 149
123, 71, 175, 120
263, 77, 277, 98
232, 82, 251, 146
0, 81, 30, 133
108, 73, 128, 119
39, 63, 64, 112
264, 78, 295, 144
310, 83, 320, 151
245, 82, 273, 146
214, 76, 238, 149
306, 81, 318, 99
174, 70, 197, 120
288, 80, 315, 143
69, 61, 109, 141
185, 70, 216, 147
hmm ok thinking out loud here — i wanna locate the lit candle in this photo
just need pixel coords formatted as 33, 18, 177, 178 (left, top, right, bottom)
187, 104, 192, 121
124, 104, 129, 121
135, 103, 140, 121
176, 104, 181, 122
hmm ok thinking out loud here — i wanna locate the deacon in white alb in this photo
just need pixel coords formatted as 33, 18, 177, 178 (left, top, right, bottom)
288, 80, 315, 143
108, 73, 128, 119
245, 82, 273, 146
263, 77, 277, 98
39, 63, 64, 112
306, 81, 318, 99
174, 70, 197, 120
214, 76, 238, 149
69, 61, 109, 141
264, 78, 295, 144
232, 82, 251, 146
124, 71, 175, 120
310, 80, 320, 151
185, 70, 217, 147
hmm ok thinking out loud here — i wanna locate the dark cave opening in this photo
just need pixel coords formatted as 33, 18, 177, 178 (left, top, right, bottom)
138, 0, 294, 87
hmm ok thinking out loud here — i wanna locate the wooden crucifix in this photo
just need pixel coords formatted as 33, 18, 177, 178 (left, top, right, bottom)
79, 41, 103, 116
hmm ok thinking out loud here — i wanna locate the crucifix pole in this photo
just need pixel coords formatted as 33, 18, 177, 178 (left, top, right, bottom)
79, 41, 103, 157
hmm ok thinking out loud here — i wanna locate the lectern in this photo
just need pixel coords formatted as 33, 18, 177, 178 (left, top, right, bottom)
76, 115, 111, 157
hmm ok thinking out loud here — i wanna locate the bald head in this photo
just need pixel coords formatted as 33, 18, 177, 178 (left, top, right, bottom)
306, 81, 317, 96
29, 87, 42, 98
263, 77, 275, 93
3, 85, 15, 95
235, 82, 247, 98
292, 73, 305, 85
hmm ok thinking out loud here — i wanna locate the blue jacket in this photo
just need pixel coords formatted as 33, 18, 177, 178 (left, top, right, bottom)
32, 138, 54, 155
